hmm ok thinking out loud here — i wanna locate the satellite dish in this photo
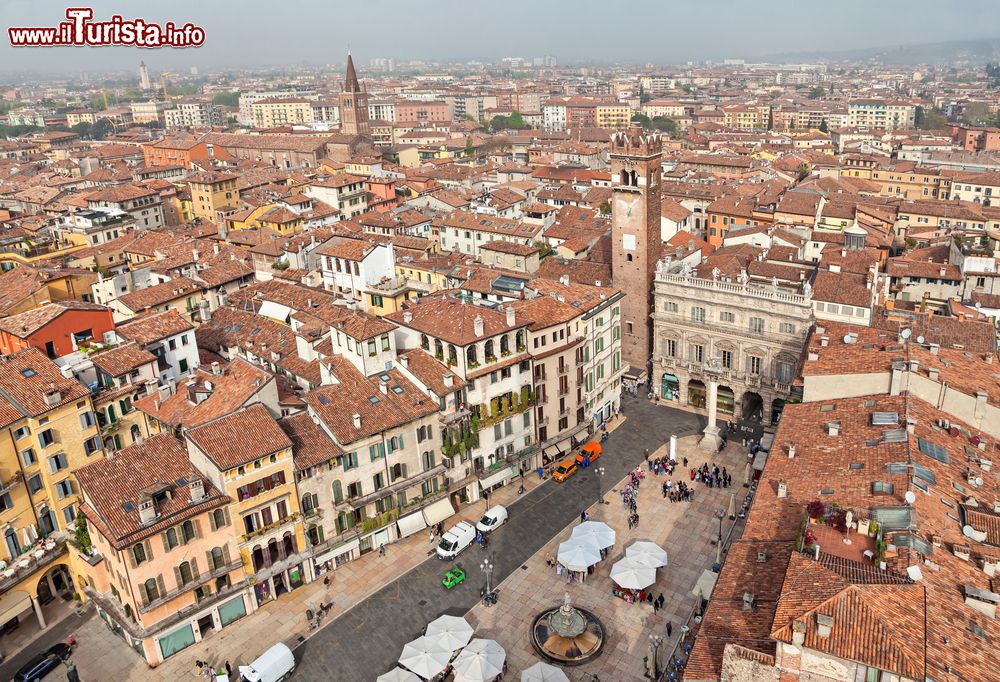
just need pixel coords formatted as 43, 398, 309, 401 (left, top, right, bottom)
916, 336, 925, 344
904, 490, 916, 505
975, 302, 982, 309
843, 335, 856, 344
975, 477, 984, 487
900, 328, 912, 340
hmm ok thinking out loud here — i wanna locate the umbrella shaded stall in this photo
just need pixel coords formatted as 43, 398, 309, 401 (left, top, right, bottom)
453, 638, 506, 682
556, 538, 601, 572
398, 635, 453, 680
610, 557, 657, 590
571, 521, 616, 550
625, 540, 668, 568
425, 614, 474, 650
377, 668, 422, 682
521, 661, 570, 681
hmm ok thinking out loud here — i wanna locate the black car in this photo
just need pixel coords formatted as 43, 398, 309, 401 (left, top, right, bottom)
13, 643, 71, 682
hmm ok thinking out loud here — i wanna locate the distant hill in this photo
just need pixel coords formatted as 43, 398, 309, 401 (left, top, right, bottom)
746, 38, 1000, 66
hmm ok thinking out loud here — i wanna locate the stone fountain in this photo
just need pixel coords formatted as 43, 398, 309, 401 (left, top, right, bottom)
529, 592, 606, 666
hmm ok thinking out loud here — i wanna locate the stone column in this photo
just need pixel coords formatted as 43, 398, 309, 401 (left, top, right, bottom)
31, 595, 46, 629
700, 367, 722, 452
669, 435, 677, 462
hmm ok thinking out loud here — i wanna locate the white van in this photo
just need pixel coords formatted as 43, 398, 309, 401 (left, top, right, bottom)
436, 520, 476, 560
239, 643, 295, 682
476, 505, 508, 534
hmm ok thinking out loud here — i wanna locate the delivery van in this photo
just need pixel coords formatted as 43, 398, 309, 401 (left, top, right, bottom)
239, 642, 295, 682
436, 520, 476, 559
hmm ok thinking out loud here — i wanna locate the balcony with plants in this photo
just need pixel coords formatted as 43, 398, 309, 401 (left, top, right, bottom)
441, 418, 480, 461
475, 386, 534, 428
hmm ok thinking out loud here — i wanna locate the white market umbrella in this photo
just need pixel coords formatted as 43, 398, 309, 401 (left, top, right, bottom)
557, 538, 601, 572
571, 520, 616, 550
398, 635, 452, 680
425, 614, 474, 650
610, 557, 657, 590
377, 668, 422, 682
521, 661, 570, 682
453, 638, 505, 682
625, 540, 668, 568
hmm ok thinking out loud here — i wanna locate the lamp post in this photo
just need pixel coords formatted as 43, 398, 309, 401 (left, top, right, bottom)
480, 556, 494, 596
597, 466, 607, 504
716, 507, 726, 565
649, 634, 663, 679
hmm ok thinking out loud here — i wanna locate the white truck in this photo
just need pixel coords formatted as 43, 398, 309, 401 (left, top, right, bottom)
436, 520, 476, 560
239, 643, 295, 682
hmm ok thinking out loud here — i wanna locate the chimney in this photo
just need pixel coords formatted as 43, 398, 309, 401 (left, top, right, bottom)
741, 593, 755, 611
788, 443, 796, 459
138, 496, 156, 525
791, 620, 806, 646
211, 361, 221, 376
986, 353, 994, 365
929, 343, 940, 356
399, 354, 408, 369
927, 366, 939, 381
939, 267, 946, 277
192, 248, 199, 262
473, 315, 484, 337
443, 373, 454, 388
777, 480, 788, 498
189, 479, 205, 502
403, 310, 413, 324
506, 307, 516, 327
42, 384, 62, 406
213, 243, 219, 255
199, 299, 211, 323
559, 274, 569, 285
816, 614, 834, 638
352, 413, 362, 429
379, 379, 389, 395
827, 422, 840, 437
820, 336, 829, 347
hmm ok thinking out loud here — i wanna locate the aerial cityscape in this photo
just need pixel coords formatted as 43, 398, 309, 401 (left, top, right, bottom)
0, 2, 998, 681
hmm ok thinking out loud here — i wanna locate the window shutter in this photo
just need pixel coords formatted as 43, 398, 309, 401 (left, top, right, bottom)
208, 511, 217, 532
402, 463, 408, 479
161, 532, 170, 553
140, 584, 149, 607
173, 566, 183, 588
156, 575, 166, 600
369, 445, 377, 462
223, 507, 231, 527
193, 520, 201, 539
191, 558, 199, 580
398, 433, 405, 449
222, 544, 231, 565
144, 540, 153, 561
127, 545, 137, 568
206, 550, 213, 571
277, 471, 285, 485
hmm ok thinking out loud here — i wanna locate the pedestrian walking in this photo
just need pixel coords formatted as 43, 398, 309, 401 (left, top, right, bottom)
429, 529, 435, 544
581, 510, 587, 522
379, 544, 385, 557
225, 661, 233, 678
657, 593, 665, 609
666, 621, 673, 637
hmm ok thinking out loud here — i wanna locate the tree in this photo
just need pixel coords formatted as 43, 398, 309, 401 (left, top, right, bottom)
818, 120, 829, 133
808, 87, 826, 99
650, 116, 679, 137
631, 113, 651, 127
533, 239, 553, 259
212, 91, 240, 107
489, 111, 525, 132
464, 138, 475, 158
73, 513, 92, 554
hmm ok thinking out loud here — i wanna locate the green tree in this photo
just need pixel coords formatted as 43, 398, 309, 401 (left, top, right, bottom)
73, 513, 92, 554
631, 113, 651, 127
533, 239, 553, 259
808, 87, 826, 99
212, 91, 240, 107
818, 120, 829, 133
464, 138, 475, 157
650, 116, 679, 137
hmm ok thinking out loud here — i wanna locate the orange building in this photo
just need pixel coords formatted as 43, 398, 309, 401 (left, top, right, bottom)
0, 300, 115, 358
705, 195, 760, 248
364, 177, 398, 212
142, 136, 231, 170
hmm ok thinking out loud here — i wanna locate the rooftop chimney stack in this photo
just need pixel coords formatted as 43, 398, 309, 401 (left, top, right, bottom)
506, 307, 516, 328
473, 315, 484, 337
138, 496, 156, 525
816, 614, 834, 638
352, 413, 362, 429
189, 479, 205, 502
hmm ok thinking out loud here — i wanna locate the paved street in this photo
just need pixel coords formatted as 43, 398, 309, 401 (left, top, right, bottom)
295, 396, 706, 681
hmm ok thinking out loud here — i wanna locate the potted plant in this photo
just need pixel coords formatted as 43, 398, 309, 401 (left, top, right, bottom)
806, 500, 825, 523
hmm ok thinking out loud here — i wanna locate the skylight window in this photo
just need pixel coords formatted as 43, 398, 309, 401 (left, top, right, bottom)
368, 396, 380, 404
917, 438, 950, 464
20, 368, 36, 378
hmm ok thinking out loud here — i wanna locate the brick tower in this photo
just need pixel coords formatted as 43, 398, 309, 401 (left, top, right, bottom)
339, 52, 370, 137
610, 123, 662, 373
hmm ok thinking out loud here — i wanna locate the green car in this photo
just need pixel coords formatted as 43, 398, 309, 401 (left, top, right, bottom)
442, 566, 466, 589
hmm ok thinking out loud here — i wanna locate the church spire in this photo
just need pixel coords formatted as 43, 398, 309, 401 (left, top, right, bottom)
345, 52, 361, 93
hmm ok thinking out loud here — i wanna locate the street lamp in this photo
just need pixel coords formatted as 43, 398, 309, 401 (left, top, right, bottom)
649, 634, 664, 679
716, 507, 726, 565
597, 466, 607, 504
480, 556, 494, 596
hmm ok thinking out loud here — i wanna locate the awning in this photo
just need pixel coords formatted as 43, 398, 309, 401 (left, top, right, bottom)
693, 569, 718, 599
422, 497, 455, 527
0, 589, 31, 625
479, 466, 514, 491
397, 511, 428, 539
315, 537, 360, 565
556, 439, 573, 454
258, 300, 292, 322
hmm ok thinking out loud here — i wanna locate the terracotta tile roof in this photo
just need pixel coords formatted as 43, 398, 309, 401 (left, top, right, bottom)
281, 412, 343, 471
86, 183, 158, 203
398, 349, 466, 396
89, 343, 157, 378
315, 236, 376, 261
434, 210, 541, 240
534, 259, 612, 287
0, 347, 89, 416
187, 403, 290, 470
75, 434, 227, 549
386, 295, 528, 346
196, 306, 298, 362
134, 358, 272, 428
305, 356, 438, 445
194, 259, 255, 288
115, 310, 194, 345
117, 276, 202, 313
811, 269, 874, 307
480, 240, 539, 256
0, 300, 110, 337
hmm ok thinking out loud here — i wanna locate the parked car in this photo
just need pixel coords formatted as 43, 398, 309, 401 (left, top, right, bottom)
476, 505, 508, 534
553, 457, 578, 482
239, 643, 296, 682
575, 441, 602, 466
13, 643, 71, 682
436, 521, 477, 560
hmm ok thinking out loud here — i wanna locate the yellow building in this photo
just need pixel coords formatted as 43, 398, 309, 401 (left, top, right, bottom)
595, 104, 632, 129
74, 434, 252, 666
184, 405, 310, 607
251, 99, 315, 129
0, 348, 104, 639
225, 204, 304, 236
185, 171, 239, 222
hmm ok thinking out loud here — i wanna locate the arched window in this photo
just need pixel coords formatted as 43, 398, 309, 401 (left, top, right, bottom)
421, 334, 430, 351
181, 520, 196, 543
302, 493, 316, 513
132, 543, 146, 566
466, 345, 478, 365
212, 509, 226, 529
500, 335, 510, 354
179, 561, 193, 585
210, 546, 224, 570
434, 339, 443, 358
447, 344, 457, 364
165, 527, 178, 550
332, 480, 343, 504
143, 578, 158, 602
130, 424, 141, 443
484, 340, 495, 358
5, 528, 20, 560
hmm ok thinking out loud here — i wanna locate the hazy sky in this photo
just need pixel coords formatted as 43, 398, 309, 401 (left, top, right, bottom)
0, 0, 997, 77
